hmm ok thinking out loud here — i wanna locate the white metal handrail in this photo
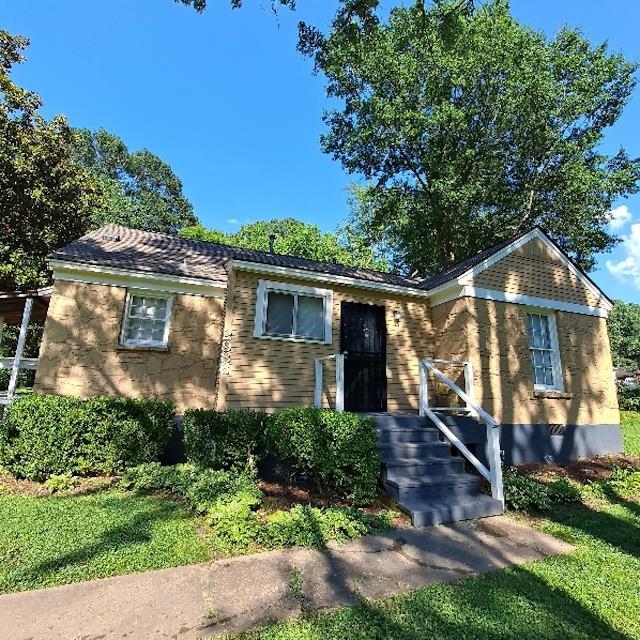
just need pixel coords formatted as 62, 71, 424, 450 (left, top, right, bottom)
419, 358, 503, 504
314, 353, 346, 412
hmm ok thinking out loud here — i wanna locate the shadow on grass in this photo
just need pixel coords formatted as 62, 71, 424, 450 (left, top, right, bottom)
265, 500, 637, 640
544, 493, 640, 559
18, 493, 188, 585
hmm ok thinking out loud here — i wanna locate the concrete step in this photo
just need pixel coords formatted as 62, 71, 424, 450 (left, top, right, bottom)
378, 441, 451, 461
382, 457, 465, 481
376, 427, 441, 445
424, 413, 480, 430
400, 494, 504, 527
366, 413, 425, 430
383, 473, 482, 502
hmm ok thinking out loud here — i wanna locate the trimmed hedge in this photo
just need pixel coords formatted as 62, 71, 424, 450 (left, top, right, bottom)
0, 394, 174, 481
266, 408, 380, 505
182, 408, 267, 471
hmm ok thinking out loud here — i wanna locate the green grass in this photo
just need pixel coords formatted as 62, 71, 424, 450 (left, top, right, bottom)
0, 490, 210, 593
228, 414, 640, 640
621, 411, 640, 457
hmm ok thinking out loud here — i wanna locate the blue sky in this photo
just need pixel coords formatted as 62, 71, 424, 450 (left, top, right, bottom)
4, 0, 640, 303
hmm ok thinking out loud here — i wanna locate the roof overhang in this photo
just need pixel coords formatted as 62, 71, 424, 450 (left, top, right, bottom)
228, 259, 433, 299
50, 259, 227, 298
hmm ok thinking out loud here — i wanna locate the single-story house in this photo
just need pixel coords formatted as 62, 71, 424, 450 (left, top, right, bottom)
31, 224, 620, 473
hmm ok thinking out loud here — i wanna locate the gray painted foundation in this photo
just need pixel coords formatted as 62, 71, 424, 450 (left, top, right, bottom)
443, 419, 624, 466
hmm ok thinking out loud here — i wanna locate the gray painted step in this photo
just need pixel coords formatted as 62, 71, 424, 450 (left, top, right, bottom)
384, 473, 481, 502
401, 495, 504, 527
378, 441, 451, 461
377, 428, 441, 445
366, 413, 425, 429
382, 457, 465, 481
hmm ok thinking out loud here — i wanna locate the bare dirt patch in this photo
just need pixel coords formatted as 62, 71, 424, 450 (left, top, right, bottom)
517, 453, 640, 485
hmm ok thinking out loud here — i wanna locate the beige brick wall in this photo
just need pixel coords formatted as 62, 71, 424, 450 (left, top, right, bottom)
218, 271, 434, 412
473, 238, 604, 307
34, 280, 224, 412
432, 296, 619, 425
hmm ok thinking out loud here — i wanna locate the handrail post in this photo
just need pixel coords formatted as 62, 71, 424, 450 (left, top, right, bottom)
419, 359, 428, 417
487, 422, 503, 503
7, 297, 33, 403
464, 361, 477, 417
335, 354, 345, 412
314, 359, 322, 408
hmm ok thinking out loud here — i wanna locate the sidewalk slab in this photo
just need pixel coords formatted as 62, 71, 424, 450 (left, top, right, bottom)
0, 516, 571, 640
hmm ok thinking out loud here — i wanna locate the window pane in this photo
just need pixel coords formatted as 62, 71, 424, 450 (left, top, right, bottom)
544, 367, 554, 386
296, 295, 324, 339
266, 292, 294, 335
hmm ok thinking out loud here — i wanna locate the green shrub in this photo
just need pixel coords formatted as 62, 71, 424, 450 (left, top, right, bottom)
618, 386, 640, 412
547, 477, 582, 504
0, 394, 174, 480
503, 468, 552, 511
182, 409, 267, 471
266, 408, 380, 505
121, 462, 260, 513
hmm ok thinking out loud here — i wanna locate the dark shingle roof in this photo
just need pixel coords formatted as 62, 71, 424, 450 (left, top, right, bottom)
417, 235, 517, 290
51, 225, 421, 288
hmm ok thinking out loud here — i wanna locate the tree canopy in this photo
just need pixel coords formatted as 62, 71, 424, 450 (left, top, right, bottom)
180, 217, 388, 270
0, 31, 104, 291
301, 0, 640, 276
73, 129, 197, 234
608, 300, 640, 370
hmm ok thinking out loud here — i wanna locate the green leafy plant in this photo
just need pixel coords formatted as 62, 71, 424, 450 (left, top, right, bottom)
0, 394, 175, 480
266, 408, 380, 505
120, 462, 259, 514
44, 472, 76, 493
503, 468, 552, 512
263, 505, 391, 550
182, 409, 267, 471
547, 478, 582, 504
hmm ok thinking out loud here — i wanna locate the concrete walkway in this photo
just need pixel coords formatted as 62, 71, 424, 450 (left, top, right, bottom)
1, 516, 571, 640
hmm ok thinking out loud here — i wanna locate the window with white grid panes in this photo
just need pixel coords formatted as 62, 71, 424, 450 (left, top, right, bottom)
121, 292, 172, 347
526, 311, 563, 391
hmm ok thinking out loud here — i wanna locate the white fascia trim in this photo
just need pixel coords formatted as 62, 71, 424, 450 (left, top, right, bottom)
461, 286, 609, 318
50, 260, 227, 298
426, 228, 612, 312
230, 260, 431, 299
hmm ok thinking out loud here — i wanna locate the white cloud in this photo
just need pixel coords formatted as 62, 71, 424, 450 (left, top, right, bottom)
226, 218, 240, 225
606, 222, 640, 289
608, 204, 633, 230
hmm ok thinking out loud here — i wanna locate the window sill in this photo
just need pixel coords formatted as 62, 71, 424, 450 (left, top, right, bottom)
254, 333, 332, 346
532, 390, 575, 400
116, 344, 169, 352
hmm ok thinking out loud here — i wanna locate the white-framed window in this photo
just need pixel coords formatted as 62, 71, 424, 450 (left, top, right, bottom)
120, 290, 173, 348
525, 310, 563, 391
254, 279, 332, 344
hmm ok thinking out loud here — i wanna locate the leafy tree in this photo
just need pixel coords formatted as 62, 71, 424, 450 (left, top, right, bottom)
0, 31, 104, 291
73, 128, 198, 233
608, 300, 640, 370
300, 0, 640, 276
180, 217, 388, 270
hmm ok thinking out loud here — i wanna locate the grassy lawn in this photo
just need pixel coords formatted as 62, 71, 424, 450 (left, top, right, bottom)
0, 490, 210, 593
229, 414, 640, 640
622, 411, 640, 457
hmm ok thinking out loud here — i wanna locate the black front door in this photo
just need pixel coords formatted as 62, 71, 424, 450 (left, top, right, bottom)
340, 302, 387, 412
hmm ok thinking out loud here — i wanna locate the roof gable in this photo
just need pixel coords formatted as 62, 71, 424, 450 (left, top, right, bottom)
425, 228, 612, 311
